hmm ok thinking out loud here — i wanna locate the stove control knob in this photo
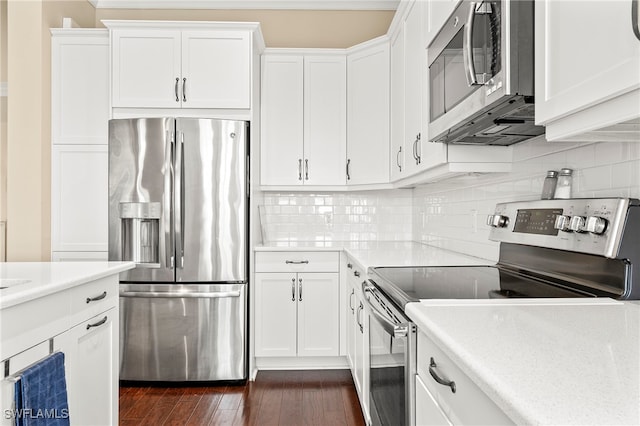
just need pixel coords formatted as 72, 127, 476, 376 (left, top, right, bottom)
569, 216, 587, 233
585, 216, 607, 235
554, 215, 571, 232
486, 214, 508, 228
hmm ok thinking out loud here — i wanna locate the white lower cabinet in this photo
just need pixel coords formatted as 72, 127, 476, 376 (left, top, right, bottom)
416, 331, 513, 425
56, 309, 117, 426
255, 272, 339, 357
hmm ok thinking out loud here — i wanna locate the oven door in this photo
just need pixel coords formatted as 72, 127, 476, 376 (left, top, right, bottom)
363, 281, 416, 426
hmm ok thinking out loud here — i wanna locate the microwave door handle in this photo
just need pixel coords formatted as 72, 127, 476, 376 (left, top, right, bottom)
633, 0, 640, 41
463, 2, 480, 86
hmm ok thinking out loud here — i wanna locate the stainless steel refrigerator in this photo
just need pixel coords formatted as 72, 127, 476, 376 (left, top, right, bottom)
108, 117, 248, 382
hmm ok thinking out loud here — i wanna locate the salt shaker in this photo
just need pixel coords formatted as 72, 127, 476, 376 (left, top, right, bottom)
554, 168, 573, 199
540, 170, 558, 199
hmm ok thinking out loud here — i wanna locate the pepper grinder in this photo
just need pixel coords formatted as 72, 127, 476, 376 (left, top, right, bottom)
540, 170, 558, 199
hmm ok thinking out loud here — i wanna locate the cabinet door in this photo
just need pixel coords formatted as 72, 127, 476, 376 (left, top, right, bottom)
58, 309, 118, 426
416, 374, 452, 426
535, 0, 640, 126
51, 145, 108, 252
303, 56, 347, 186
254, 273, 298, 357
181, 30, 251, 109
347, 43, 390, 185
404, 0, 424, 176
297, 272, 340, 357
346, 283, 356, 370
260, 55, 304, 186
51, 31, 109, 145
390, 29, 405, 181
111, 29, 181, 108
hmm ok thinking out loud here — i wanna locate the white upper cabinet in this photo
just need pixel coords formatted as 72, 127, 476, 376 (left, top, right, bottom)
260, 51, 346, 187
347, 38, 390, 185
535, 0, 640, 141
424, 0, 460, 48
107, 22, 256, 109
390, 29, 405, 181
51, 29, 109, 144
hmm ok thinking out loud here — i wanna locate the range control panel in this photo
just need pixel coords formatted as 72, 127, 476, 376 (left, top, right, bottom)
487, 198, 638, 258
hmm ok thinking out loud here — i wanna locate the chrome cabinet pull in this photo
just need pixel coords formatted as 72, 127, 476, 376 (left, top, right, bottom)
291, 277, 296, 301
633, 0, 640, 41
416, 133, 421, 164
298, 278, 303, 301
356, 302, 364, 333
86, 316, 108, 330
349, 289, 355, 312
298, 159, 303, 181
86, 291, 107, 304
285, 260, 309, 265
396, 146, 402, 172
175, 77, 180, 102
347, 263, 353, 269
429, 357, 456, 393
182, 78, 187, 102
304, 159, 309, 180
354, 271, 360, 277
346, 159, 351, 181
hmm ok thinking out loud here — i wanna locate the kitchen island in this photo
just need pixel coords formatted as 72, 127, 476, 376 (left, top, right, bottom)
0, 261, 134, 426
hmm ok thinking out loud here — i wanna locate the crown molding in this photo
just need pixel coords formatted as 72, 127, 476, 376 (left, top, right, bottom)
89, 0, 399, 10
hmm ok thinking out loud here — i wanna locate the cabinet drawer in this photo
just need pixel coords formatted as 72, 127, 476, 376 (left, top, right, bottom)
255, 251, 339, 273
69, 276, 118, 326
417, 331, 513, 425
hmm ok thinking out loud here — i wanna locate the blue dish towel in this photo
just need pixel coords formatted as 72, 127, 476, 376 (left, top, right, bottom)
13, 352, 70, 426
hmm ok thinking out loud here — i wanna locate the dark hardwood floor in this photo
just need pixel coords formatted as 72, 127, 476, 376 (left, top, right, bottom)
119, 369, 366, 426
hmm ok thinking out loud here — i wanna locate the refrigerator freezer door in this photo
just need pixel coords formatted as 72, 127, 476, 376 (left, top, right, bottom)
109, 118, 175, 282
119, 283, 247, 381
176, 119, 248, 283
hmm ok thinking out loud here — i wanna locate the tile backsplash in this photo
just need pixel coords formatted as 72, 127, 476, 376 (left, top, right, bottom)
259, 138, 640, 259
412, 137, 640, 261
259, 190, 413, 243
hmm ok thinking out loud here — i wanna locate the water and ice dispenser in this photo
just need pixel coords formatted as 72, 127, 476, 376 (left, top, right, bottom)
119, 202, 161, 267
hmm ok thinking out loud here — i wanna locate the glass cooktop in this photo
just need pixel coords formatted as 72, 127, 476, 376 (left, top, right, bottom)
369, 266, 596, 308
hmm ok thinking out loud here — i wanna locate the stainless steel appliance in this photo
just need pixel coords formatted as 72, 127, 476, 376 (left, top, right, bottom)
428, 0, 545, 145
366, 198, 640, 425
109, 117, 248, 382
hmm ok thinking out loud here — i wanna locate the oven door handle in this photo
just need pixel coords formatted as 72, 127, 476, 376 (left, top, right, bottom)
362, 281, 409, 338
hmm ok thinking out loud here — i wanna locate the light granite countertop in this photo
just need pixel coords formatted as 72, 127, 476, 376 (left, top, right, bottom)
255, 240, 492, 271
0, 261, 134, 309
406, 300, 640, 425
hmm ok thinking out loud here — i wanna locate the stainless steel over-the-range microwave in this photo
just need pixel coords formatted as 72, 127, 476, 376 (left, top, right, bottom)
428, 0, 545, 146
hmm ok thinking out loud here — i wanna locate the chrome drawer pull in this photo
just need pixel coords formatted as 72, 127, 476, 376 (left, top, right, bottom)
86, 316, 108, 330
291, 277, 296, 301
285, 260, 309, 265
429, 357, 456, 393
86, 291, 107, 304
354, 271, 360, 277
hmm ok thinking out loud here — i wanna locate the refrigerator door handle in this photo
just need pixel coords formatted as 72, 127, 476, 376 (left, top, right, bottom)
175, 131, 185, 269
167, 131, 175, 269
120, 290, 242, 299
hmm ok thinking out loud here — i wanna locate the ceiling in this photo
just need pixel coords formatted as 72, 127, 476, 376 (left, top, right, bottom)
88, 0, 400, 10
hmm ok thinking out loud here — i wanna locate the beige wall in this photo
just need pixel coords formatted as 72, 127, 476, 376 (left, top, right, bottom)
1, 0, 7, 233
5, 2, 392, 261
6, 0, 94, 261
96, 9, 394, 48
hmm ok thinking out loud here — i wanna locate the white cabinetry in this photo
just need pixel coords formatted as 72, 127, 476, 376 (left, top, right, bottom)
535, 0, 640, 141
1, 273, 120, 426
343, 256, 370, 424
260, 52, 346, 187
51, 29, 109, 261
416, 331, 513, 425
255, 251, 340, 358
424, 0, 459, 47
108, 23, 253, 109
346, 38, 390, 185
390, 28, 405, 181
